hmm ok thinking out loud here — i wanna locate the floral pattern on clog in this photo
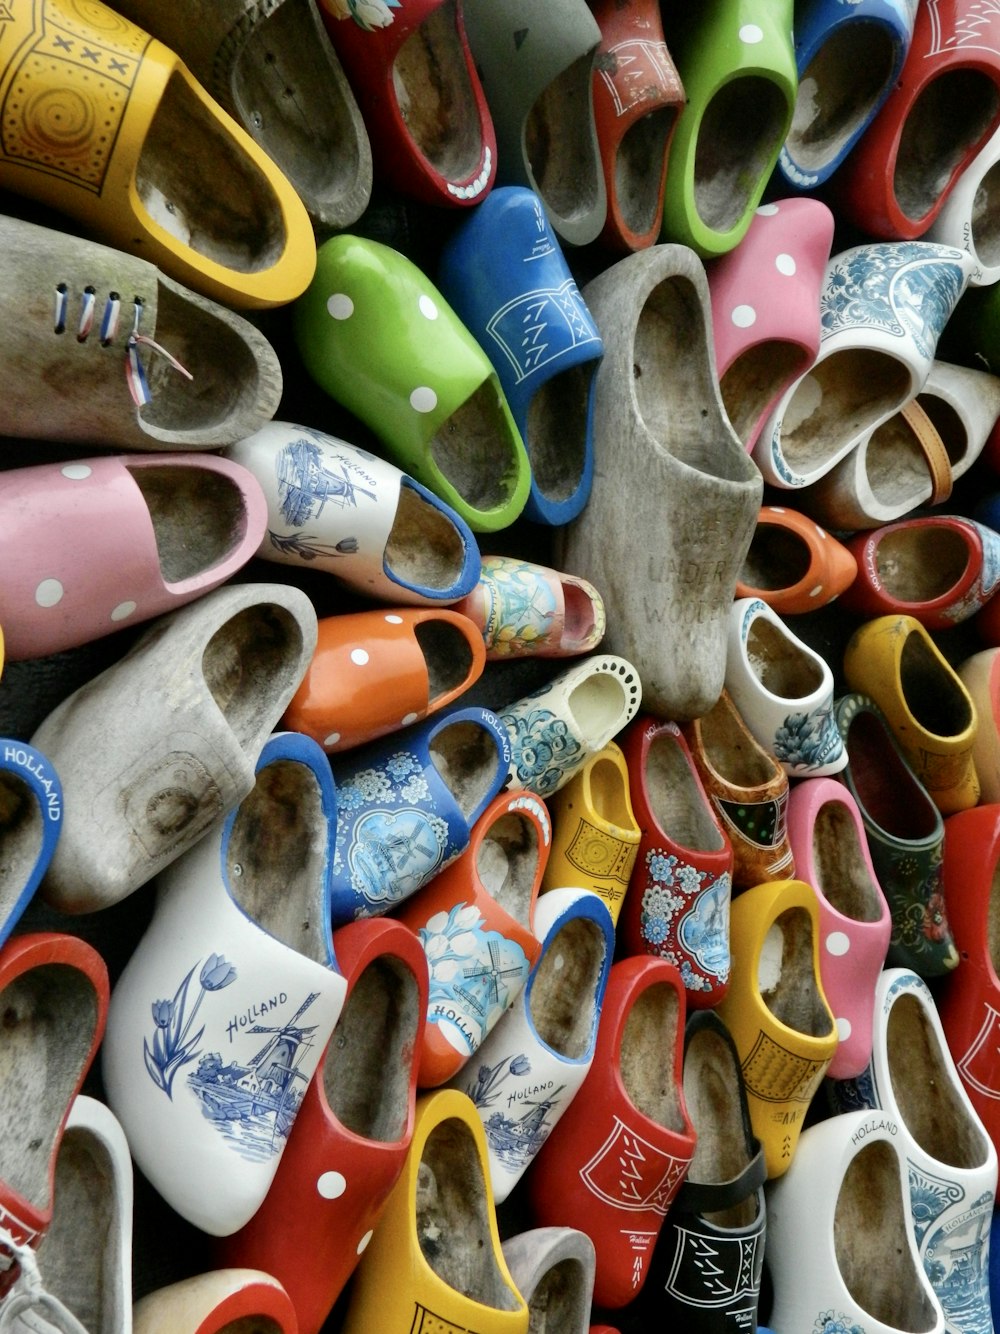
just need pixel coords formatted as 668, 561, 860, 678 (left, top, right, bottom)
773, 706, 843, 772
503, 706, 583, 795
636, 849, 731, 995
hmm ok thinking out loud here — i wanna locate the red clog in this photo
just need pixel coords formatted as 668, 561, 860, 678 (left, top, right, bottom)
833, 0, 1000, 238
589, 0, 685, 253
0, 933, 108, 1286
619, 716, 734, 1007
283, 606, 486, 753
318, 0, 496, 207
214, 918, 428, 1334
938, 802, 1000, 1163
527, 955, 696, 1309
394, 789, 550, 1088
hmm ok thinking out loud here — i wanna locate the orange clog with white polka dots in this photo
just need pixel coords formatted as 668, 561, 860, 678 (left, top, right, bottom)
283, 607, 486, 754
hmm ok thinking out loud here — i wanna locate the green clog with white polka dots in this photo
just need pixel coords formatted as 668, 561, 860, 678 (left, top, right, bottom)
294, 234, 532, 533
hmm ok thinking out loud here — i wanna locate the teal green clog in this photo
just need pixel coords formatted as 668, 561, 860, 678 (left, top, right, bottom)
661, 1, 797, 258
294, 234, 532, 533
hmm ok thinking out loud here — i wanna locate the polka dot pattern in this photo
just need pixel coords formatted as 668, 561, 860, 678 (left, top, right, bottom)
110, 600, 136, 622
357, 1230, 373, 1255
61, 464, 92, 480
731, 305, 757, 328
350, 648, 369, 666
316, 1170, 347, 1199
826, 930, 850, 957
327, 293, 354, 320
775, 253, 796, 276
410, 386, 437, 413
401, 712, 419, 726
324, 732, 341, 747
385, 614, 403, 624
35, 578, 63, 608
836, 1017, 852, 1042
739, 23, 763, 42
419, 294, 438, 320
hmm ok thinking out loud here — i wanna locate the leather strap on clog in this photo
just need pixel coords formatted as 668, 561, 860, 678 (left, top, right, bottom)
0, 1229, 89, 1334
672, 1142, 767, 1215
903, 398, 953, 505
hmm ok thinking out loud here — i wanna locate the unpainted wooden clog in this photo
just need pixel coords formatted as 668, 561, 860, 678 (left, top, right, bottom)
0, 0, 315, 307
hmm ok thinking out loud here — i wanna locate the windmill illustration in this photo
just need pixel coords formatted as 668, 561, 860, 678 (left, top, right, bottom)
454, 939, 527, 1023
277, 438, 377, 527
244, 990, 321, 1117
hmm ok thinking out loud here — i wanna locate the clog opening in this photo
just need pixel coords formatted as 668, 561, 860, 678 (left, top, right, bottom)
0, 771, 43, 924
740, 519, 813, 593
786, 23, 895, 172
865, 395, 967, 508
147, 283, 268, 433
873, 525, 970, 603
586, 754, 633, 830
811, 802, 885, 923
415, 1117, 521, 1308
720, 341, 810, 447
233, 0, 367, 208
745, 617, 823, 700
683, 1025, 758, 1228
562, 579, 600, 651
202, 602, 308, 751
214, 1319, 282, 1334
415, 619, 477, 702
698, 692, 781, 788
525, 361, 596, 504
893, 71, 1000, 223
778, 350, 911, 475
476, 812, 539, 927
129, 465, 249, 585
614, 105, 678, 237
619, 980, 686, 1132
566, 668, 633, 747
40, 1126, 122, 1334
226, 757, 331, 965
393, 1, 484, 183
633, 277, 755, 479
323, 955, 421, 1142
137, 73, 288, 273
520, 1257, 587, 1329
972, 155, 1000, 264
525, 55, 603, 227
386, 483, 468, 592
758, 908, 830, 1038
643, 731, 725, 853
429, 720, 500, 820
0, 963, 100, 1210
899, 631, 973, 737
428, 379, 523, 511
693, 77, 790, 232
834, 1139, 937, 1329
844, 708, 939, 841
886, 992, 989, 1169
530, 916, 606, 1059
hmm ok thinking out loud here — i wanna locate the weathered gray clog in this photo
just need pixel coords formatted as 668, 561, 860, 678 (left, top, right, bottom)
107, 0, 372, 231
2, 215, 283, 453
32, 583, 317, 914
555, 244, 763, 722
500, 1228, 595, 1334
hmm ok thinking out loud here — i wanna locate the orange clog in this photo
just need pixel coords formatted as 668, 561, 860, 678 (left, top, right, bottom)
283, 607, 486, 753
735, 506, 858, 615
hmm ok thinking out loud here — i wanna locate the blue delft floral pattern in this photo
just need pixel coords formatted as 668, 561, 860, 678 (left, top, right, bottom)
334, 748, 452, 914
638, 850, 731, 993
419, 902, 530, 1055
939, 521, 1000, 625
820, 243, 967, 360
501, 703, 582, 796
145, 953, 237, 1098
772, 706, 842, 772
814, 1314, 865, 1334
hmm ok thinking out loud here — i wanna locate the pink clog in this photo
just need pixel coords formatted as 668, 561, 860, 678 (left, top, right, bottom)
0, 454, 266, 661
708, 198, 834, 452
786, 778, 892, 1079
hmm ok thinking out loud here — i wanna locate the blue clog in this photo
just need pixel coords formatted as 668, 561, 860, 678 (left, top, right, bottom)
779, 0, 917, 190
438, 187, 603, 526
329, 704, 513, 925
0, 739, 62, 947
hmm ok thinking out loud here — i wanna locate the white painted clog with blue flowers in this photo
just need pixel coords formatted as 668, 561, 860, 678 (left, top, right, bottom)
102, 732, 347, 1237
725, 598, 845, 777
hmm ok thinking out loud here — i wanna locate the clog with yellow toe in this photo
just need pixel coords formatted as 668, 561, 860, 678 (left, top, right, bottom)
0, 0, 315, 308
714, 879, 838, 1179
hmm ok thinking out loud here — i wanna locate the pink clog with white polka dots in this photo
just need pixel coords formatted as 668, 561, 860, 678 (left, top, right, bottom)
786, 777, 891, 1080
0, 453, 267, 661
707, 198, 834, 452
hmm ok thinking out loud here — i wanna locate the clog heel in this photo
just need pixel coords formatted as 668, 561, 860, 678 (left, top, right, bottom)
844, 614, 980, 815
541, 741, 640, 926
830, 968, 997, 1332
294, 234, 531, 533
132, 1271, 297, 1333
0, 0, 314, 308
714, 879, 837, 1178
340, 1087, 529, 1334
766, 1112, 944, 1334
659, 1, 798, 257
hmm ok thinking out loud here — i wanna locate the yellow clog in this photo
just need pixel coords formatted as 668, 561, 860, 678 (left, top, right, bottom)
540, 741, 640, 926
0, 0, 315, 308
843, 614, 980, 816
341, 1088, 529, 1334
715, 879, 837, 1179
